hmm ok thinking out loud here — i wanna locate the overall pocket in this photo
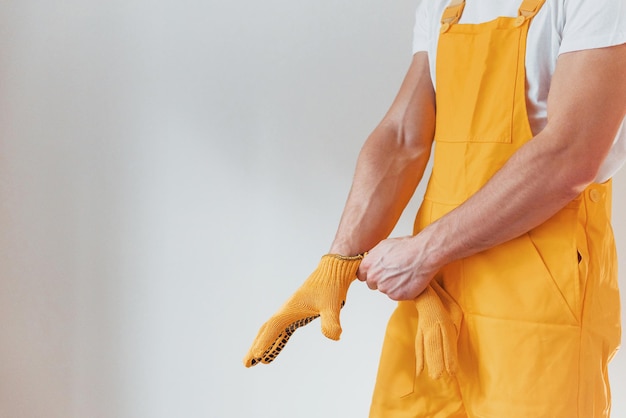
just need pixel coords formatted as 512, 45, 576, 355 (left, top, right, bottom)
460, 209, 581, 325
435, 25, 522, 144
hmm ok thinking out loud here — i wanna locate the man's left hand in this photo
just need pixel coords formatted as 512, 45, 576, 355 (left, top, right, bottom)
358, 235, 439, 300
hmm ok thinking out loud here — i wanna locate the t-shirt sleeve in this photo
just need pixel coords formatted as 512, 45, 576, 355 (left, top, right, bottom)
559, 0, 626, 55
412, 0, 432, 54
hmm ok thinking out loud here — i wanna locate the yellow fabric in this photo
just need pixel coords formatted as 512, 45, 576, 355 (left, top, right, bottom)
441, 0, 466, 25
370, 0, 621, 416
414, 280, 463, 379
243, 253, 362, 367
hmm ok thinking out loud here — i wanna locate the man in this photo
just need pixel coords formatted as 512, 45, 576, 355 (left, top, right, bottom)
245, 0, 626, 416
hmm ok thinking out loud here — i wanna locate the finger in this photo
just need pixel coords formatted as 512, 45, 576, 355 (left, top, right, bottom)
245, 328, 293, 367
357, 257, 369, 282
356, 265, 367, 282
244, 313, 322, 367
366, 275, 378, 290
243, 313, 302, 366
320, 306, 342, 340
431, 283, 464, 332
424, 327, 445, 379
441, 323, 459, 375
244, 334, 282, 368
243, 321, 280, 367
259, 330, 292, 365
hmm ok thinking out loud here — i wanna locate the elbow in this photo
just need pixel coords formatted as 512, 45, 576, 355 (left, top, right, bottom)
371, 117, 433, 164
397, 114, 435, 162
541, 105, 622, 194
546, 136, 609, 197
562, 165, 598, 197
397, 129, 432, 163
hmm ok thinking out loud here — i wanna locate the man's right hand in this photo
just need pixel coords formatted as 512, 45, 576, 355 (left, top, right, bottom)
243, 253, 363, 367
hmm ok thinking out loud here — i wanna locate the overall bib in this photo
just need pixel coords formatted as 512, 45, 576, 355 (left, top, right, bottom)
369, 0, 622, 417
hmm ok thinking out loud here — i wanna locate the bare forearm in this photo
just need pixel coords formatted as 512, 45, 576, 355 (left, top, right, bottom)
330, 125, 432, 256
420, 128, 600, 268
329, 52, 436, 256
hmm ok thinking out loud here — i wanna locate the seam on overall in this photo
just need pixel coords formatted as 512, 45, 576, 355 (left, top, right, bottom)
525, 232, 580, 324
462, 311, 580, 327
511, 26, 523, 140
576, 195, 592, 418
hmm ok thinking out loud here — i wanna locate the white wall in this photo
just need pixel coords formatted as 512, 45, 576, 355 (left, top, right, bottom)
0, 1, 624, 417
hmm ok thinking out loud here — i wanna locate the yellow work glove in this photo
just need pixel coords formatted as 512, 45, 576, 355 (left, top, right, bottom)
414, 280, 463, 379
243, 253, 363, 367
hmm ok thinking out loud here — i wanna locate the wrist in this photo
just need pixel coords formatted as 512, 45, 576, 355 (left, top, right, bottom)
318, 253, 364, 287
414, 221, 454, 272
324, 253, 366, 261
329, 239, 366, 258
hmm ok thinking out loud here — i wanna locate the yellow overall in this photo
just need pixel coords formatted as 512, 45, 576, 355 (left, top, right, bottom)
369, 0, 622, 417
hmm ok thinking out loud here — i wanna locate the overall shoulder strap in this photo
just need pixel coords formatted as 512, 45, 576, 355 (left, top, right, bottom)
518, 0, 546, 18
440, 0, 466, 32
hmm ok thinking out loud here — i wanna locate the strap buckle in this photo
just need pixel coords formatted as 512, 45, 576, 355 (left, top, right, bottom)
518, 0, 546, 18
440, 0, 465, 33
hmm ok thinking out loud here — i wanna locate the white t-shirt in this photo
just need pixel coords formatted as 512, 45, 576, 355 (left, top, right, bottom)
412, 0, 626, 183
